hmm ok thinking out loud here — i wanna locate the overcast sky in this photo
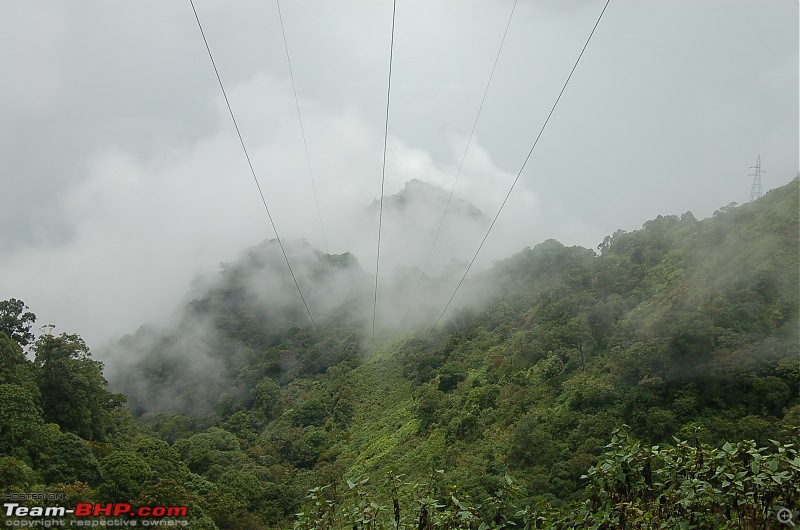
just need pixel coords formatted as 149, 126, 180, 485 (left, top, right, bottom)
1, 0, 797, 349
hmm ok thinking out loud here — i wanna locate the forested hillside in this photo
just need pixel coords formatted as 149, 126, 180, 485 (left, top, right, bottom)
1, 177, 798, 529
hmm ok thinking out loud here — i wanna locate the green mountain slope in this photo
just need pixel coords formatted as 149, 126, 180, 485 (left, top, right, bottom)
1, 177, 797, 529
127, 178, 798, 524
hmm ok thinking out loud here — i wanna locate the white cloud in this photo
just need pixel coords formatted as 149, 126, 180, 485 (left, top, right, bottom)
1, 0, 796, 351
0, 3, 70, 118
0, 71, 574, 347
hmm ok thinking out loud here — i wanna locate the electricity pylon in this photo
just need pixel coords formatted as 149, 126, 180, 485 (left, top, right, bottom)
748, 155, 764, 202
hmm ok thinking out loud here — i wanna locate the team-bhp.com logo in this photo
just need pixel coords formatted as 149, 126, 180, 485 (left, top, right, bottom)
4, 502, 189, 526
74, 505, 187, 518
4, 503, 187, 518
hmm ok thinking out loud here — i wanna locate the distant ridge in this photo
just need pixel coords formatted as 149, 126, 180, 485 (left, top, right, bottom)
369, 179, 487, 222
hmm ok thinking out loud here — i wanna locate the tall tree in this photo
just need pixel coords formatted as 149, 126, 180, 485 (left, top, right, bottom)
0, 383, 44, 461
0, 299, 36, 347
33, 332, 125, 441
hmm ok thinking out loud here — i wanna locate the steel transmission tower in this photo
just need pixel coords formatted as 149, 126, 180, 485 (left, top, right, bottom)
748, 155, 764, 202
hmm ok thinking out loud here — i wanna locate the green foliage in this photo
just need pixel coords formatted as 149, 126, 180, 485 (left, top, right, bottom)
279, 427, 326, 469
251, 377, 282, 419
96, 450, 153, 501
293, 400, 328, 427
574, 427, 800, 529
511, 414, 566, 468
294, 471, 525, 530
43, 432, 101, 485
0, 383, 45, 461
414, 383, 446, 432
2, 179, 797, 528
0, 333, 29, 384
33, 332, 126, 441
201, 488, 261, 530
139, 412, 197, 444
136, 477, 191, 508
217, 469, 264, 509
0, 298, 36, 347
291, 432, 800, 529
0, 457, 38, 492
175, 427, 245, 478
185, 472, 217, 496
132, 436, 188, 482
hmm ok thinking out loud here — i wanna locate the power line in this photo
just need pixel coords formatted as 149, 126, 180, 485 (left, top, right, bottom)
275, 0, 342, 309
402, 0, 518, 326
189, 0, 319, 334
429, 0, 612, 336
372, 0, 398, 346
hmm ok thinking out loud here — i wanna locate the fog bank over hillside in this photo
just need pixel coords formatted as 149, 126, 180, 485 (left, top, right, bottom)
2, 1, 796, 352
101, 177, 798, 422
99, 177, 511, 416
102, 234, 500, 416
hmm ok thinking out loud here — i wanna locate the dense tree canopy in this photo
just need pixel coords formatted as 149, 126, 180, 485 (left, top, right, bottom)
34, 332, 126, 441
0, 298, 35, 347
1, 177, 797, 529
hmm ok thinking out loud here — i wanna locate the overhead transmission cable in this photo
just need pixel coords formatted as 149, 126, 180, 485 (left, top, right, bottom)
275, 0, 342, 309
402, 0, 518, 326
372, 0, 398, 346
189, 0, 319, 334
428, 0, 612, 336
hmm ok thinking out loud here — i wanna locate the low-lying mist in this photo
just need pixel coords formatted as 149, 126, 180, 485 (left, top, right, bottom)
101, 177, 800, 418
101, 178, 505, 416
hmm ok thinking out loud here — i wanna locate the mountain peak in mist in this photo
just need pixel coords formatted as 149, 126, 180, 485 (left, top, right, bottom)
371, 179, 486, 222
360, 179, 490, 274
